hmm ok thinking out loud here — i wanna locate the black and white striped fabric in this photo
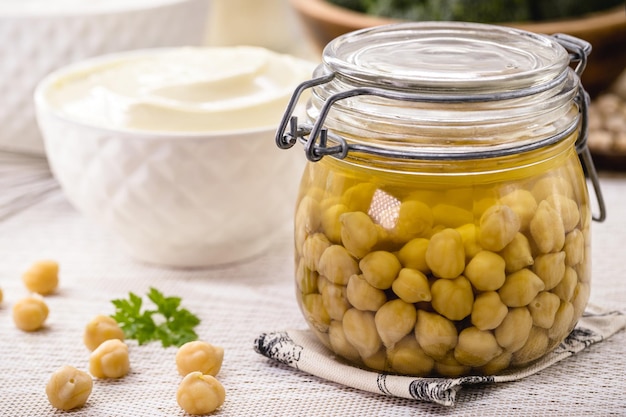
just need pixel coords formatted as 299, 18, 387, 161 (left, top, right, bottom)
254, 305, 625, 406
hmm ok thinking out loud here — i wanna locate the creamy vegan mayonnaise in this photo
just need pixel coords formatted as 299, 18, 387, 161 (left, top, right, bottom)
0, 0, 186, 14
43, 47, 314, 132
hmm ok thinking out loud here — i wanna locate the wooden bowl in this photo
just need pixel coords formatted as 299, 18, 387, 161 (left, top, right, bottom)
290, 0, 626, 97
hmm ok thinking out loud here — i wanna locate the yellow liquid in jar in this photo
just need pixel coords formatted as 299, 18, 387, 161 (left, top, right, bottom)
293, 132, 591, 376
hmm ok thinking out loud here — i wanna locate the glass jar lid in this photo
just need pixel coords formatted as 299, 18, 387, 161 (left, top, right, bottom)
323, 21, 570, 94
276, 21, 606, 221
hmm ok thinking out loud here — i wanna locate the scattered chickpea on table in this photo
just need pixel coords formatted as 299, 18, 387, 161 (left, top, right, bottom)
3, 258, 227, 414
12, 295, 49, 331
22, 259, 59, 295
89, 339, 130, 379
45, 365, 93, 411
83, 314, 125, 351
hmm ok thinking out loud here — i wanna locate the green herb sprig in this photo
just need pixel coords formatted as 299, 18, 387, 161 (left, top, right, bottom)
111, 287, 201, 348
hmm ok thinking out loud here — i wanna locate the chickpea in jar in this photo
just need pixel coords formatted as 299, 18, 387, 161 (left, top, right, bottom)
293, 155, 590, 377
284, 21, 600, 378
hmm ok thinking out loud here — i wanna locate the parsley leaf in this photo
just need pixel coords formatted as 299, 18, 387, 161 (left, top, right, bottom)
111, 287, 201, 348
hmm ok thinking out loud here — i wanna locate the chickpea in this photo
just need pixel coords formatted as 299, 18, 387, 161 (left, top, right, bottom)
499, 189, 537, 231
564, 229, 585, 267
432, 204, 473, 228
387, 335, 434, 376
45, 366, 93, 411
340, 211, 378, 259
301, 293, 330, 333
296, 258, 318, 295
22, 260, 59, 295
498, 269, 545, 307
494, 307, 533, 352
424, 224, 446, 239
530, 200, 565, 254
552, 266, 577, 302
308, 320, 331, 348
342, 308, 382, 359
177, 372, 225, 415
531, 176, 574, 202
89, 339, 130, 379
464, 251, 506, 291
13, 295, 48, 331
392, 268, 431, 303
528, 291, 561, 329
546, 194, 580, 232
397, 238, 430, 273
321, 281, 351, 321
83, 314, 125, 351
456, 223, 482, 260
304, 185, 326, 202
328, 320, 361, 362
574, 259, 591, 284
295, 196, 321, 254
425, 228, 465, 279
471, 291, 508, 331
342, 182, 377, 212
362, 349, 388, 372
431, 276, 474, 321
317, 245, 359, 286
454, 327, 502, 367
346, 274, 387, 312
176, 341, 224, 377
548, 301, 575, 341
414, 310, 458, 361
359, 251, 402, 290
321, 203, 349, 243
317, 275, 330, 296
479, 350, 512, 375
375, 299, 417, 348
392, 199, 433, 242
302, 233, 331, 271
571, 282, 590, 320
532, 252, 566, 291
511, 326, 549, 366
474, 196, 499, 219
478, 205, 520, 252
434, 352, 471, 377
500, 232, 534, 273
296, 195, 322, 234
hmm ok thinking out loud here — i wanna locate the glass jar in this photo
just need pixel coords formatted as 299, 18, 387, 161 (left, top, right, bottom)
276, 22, 606, 377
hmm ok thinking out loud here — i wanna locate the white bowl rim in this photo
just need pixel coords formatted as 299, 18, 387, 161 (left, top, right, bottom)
0, 0, 203, 18
34, 47, 291, 141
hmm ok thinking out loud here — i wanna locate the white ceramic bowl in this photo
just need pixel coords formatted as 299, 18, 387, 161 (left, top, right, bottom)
0, 0, 209, 155
34, 47, 312, 268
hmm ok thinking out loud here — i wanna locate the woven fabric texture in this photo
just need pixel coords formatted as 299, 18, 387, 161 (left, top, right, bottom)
0, 164, 625, 416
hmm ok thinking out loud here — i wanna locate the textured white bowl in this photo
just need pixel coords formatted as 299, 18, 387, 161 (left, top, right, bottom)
34, 48, 310, 268
1, 0, 209, 155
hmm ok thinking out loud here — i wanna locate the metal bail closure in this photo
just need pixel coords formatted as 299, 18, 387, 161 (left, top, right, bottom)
556, 33, 606, 223
575, 85, 607, 223
275, 72, 334, 155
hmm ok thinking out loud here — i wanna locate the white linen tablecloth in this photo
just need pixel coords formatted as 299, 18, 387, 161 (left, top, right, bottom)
0, 159, 625, 417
